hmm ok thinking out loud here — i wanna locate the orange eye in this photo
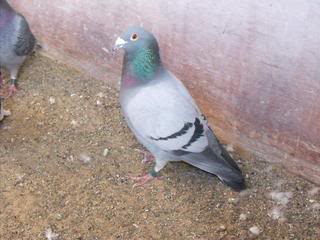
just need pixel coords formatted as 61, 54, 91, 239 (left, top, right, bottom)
130, 33, 139, 41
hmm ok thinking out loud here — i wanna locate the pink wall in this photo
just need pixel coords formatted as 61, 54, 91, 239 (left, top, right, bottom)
10, 0, 320, 183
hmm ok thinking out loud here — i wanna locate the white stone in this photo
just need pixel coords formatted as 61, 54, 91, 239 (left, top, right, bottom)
103, 148, 109, 157
45, 228, 58, 240
225, 144, 234, 152
49, 97, 56, 104
239, 213, 247, 221
79, 153, 91, 163
249, 226, 261, 235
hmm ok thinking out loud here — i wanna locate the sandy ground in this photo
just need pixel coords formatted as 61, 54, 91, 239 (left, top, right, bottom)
0, 54, 319, 240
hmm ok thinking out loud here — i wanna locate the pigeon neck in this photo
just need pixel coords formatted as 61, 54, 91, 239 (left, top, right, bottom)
122, 47, 162, 88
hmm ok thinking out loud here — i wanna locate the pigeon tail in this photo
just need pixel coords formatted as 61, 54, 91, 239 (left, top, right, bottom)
180, 147, 246, 192
218, 175, 246, 192
216, 146, 246, 191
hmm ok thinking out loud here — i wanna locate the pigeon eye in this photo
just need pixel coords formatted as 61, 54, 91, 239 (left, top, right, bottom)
130, 33, 139, 41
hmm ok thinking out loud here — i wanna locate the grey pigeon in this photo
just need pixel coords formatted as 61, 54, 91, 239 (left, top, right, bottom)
114, 26, 245, 191
0, 0, 36, 95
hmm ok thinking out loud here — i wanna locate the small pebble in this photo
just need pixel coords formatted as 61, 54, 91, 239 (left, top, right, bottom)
228, 197, 238, 204
45, 228, 58, 240
218, 225, 226, 231
79, 153, 91, 163
249, 226, 261, 235
103, 148, 109, 157
71, 120, 78, 126
239, 213, 247, 221
49, 97, 56, 104
225, 144, 234, 152
133, 223, 139, 228
56, 213, 63, 220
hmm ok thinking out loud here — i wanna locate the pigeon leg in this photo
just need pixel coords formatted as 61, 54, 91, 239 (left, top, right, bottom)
136, 149, 155, 164
9, 82, 17, 96
9, 67, 19, 96
130, 173, 155, 187
130, 159, 167, 187
141, 151, 155, 164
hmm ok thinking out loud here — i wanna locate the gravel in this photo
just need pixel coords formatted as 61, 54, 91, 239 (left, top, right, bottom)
0, 54, 319, 239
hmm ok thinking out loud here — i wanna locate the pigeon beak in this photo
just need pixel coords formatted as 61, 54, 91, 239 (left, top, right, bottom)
113, 37, 128, 51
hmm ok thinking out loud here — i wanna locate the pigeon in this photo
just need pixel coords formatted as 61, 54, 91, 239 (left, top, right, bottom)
0, 0, 36, 95
113, 26, 245, 191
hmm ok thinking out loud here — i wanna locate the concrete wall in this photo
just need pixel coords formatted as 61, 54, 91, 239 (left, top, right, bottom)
10, 0, 320, 183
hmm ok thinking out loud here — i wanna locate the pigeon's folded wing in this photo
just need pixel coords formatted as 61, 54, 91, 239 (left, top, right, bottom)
14, 15, 36, 56
126, 80, 209, 153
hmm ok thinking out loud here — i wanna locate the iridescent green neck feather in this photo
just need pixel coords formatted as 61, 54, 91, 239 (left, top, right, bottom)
129, 47, 161, 80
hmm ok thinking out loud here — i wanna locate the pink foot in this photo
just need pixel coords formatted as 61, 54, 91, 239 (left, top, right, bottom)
9, 85, 17, 96
130, 173, 157, 187
141, 151, 155, 164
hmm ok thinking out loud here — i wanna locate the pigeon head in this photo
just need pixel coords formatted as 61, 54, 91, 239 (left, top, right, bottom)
114, 26, 159, 54
114, 26, 162, 81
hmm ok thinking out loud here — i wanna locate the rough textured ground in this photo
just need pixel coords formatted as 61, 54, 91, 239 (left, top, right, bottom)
0, 54, 319, 240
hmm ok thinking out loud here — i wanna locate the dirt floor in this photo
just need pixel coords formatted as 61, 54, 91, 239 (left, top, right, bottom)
0, 54, 319, 240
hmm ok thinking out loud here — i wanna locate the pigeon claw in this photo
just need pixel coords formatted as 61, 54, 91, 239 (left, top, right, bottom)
130, 173, 156, 187
9, 84, 17, 96
141, 151, 155, 164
